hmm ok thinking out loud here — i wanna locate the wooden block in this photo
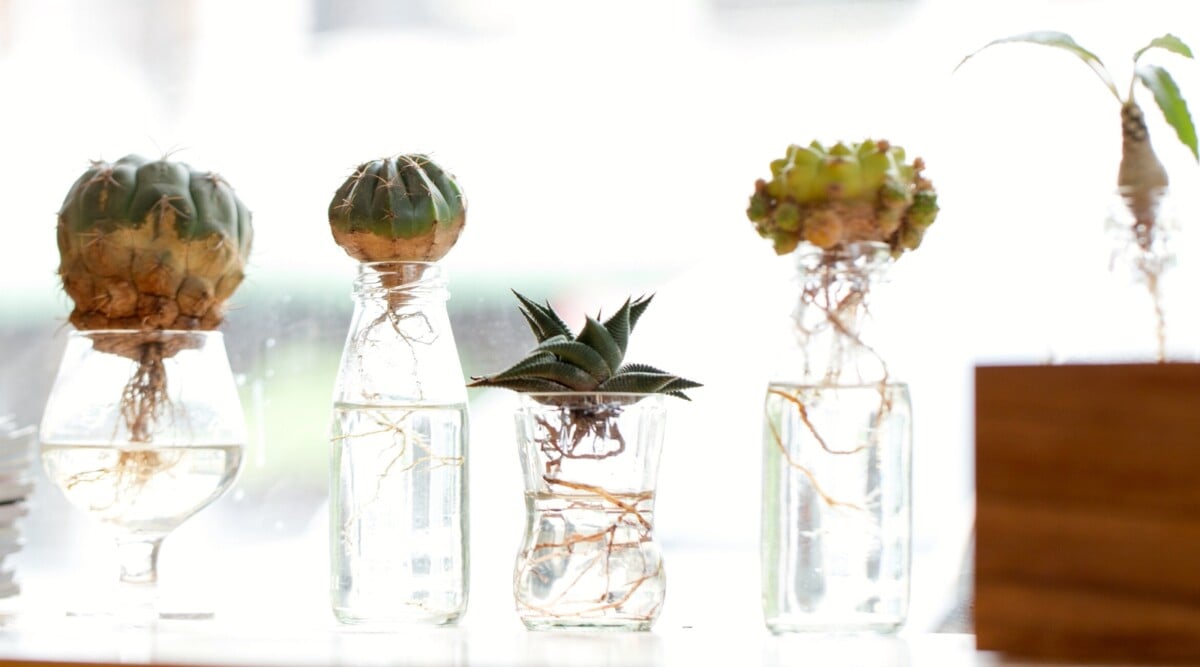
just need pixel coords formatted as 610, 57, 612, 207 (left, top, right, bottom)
975, 363, 1200, 663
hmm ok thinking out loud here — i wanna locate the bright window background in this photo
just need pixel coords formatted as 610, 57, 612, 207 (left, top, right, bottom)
0, 0, 1197, 632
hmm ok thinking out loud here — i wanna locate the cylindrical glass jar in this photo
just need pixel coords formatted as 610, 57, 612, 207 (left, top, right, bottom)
329, 262, 469, 625
40, 330, 245, 615
761, 242, 912, 634
513, 393, 667, 631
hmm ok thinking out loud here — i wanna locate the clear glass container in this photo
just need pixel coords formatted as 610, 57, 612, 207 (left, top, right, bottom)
513, 393, 667, 631
761, 242, 913, 634
39, 330, 245, 618
330, 262, 469, 626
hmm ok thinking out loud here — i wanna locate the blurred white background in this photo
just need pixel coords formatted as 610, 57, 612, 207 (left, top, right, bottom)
0, 0, 1197, 634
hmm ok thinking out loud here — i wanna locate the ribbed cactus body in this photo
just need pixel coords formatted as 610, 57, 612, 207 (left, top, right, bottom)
57, 155, 252, 331
328, 154, 466, 262
747, 139, 939, 257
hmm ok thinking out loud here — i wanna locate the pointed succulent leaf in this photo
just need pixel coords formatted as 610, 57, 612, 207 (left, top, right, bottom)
471, 291, 699, 400
494, 359, 598, 391
666, 391, 693, 401
466, 377, 571, 393
661, 377, 703, 392
576, 316, 622, 375
1134, 34, 1194, 63
957, 31, 1121, 101
602, 298, 632, 355
486, 351, 555, 379
596, 372, 677, 394
537, 340, 612, 381
512, 290, 571, 341
628, 294, 653, 329
518, 308, 546, 341
618, 363, 667, 375
1136, 65, 1199, 161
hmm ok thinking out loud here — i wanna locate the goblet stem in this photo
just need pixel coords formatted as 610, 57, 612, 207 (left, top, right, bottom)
118, 537, 163, 584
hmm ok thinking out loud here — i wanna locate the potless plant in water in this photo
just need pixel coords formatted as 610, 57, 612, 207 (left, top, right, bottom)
470, 293, 699, 628
326, 153, 473, 626
327, 152, 468, 450
959, 32, 1198, 360
747, 139, 938, 508
470, 292, 699, 472
56, 154, 252, 494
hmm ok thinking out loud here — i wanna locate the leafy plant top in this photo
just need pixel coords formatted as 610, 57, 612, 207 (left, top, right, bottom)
958, 32, 1197, 193
468, 292, 700, 399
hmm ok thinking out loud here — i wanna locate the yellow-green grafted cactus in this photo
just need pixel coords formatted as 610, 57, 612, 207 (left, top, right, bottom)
747, 140, 938, 257
328, 154, 467, 263
57, 154, 253, 331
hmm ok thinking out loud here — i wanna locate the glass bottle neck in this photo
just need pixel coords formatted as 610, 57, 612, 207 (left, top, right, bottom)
790, 243, 892, 385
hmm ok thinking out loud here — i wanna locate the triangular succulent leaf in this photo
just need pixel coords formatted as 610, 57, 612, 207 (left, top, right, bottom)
537, 340, 612, 381
577, 316, 622, 375
467, 377, 571, 392
661, 378, 703, 398
602, 298, 632, 355
495, 359, 598, 391
470, 292, 700, 400
487, 352, 555, 379
629, 295, 653, 329
596, 372, 677, 394
618, 363, 667, 375
518, 308, 546, 341
512, 290, 571, 341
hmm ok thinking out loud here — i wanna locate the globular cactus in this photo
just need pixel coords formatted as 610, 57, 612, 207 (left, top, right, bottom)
747, 140, 939, 257
57, 154, 253, 331
469, 292, 700, 400
328, 154, 467, 263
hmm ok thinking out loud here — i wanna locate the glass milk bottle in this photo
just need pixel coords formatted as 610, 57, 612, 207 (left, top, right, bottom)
330, 262, 469, 625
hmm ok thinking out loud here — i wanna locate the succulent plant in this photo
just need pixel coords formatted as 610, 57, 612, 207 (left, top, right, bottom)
329, 154, 467, 263
57, 154, 252, 331
746, 139, 938, 257
468, 292, 700, 399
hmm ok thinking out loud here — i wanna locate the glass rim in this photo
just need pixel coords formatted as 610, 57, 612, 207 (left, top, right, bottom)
69, 329, 223, 338
515, 392, 670, 405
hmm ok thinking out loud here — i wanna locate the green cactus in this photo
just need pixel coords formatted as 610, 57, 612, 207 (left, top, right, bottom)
329, 154, 467, 263
747, 139, 939, 257
57, 154, 253, 331
468, 292, 700, 400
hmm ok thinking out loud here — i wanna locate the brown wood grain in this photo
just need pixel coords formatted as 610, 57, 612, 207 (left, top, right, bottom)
975, 363, 1200, 663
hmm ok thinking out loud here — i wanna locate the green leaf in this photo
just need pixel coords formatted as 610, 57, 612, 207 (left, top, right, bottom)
597, 372, 677, 394
512, 291, 571, 342
957, 31, 1121, 101
1137, 65, 1199, 161
662, 377, 703, 392
576, 316, 622, 375
495, 359, 598, 391
618, 363, 667, 375
602, 299, 632, 355
1134, 34, 1194, 63
466, 377, 571, 393
629, 295, 653, 329
485, 352, 554, 379
537, 340, 612, 381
